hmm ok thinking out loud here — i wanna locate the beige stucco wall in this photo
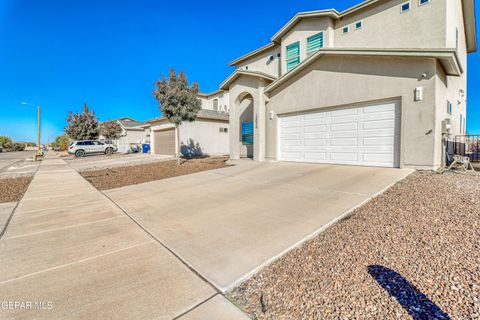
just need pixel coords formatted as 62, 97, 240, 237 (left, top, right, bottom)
199, 91, 230, 112
266, 55, 439, 168
281, 17, 334, 75
334, 0, 447, 49
150, 119, 229, 156
237, 46, 281, 78
179, 120, 229, 156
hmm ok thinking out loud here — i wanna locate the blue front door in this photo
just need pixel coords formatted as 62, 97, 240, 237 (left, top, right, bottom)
242, 122, 254, 146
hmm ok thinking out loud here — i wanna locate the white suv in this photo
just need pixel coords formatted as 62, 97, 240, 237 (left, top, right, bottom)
68, 140, 117, 157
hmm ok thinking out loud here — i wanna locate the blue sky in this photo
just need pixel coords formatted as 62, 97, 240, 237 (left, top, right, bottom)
0, 0, 479, 143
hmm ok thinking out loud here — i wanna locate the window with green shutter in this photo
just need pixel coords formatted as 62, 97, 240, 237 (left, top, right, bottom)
307, 32, 324, 55
286, 42, 300, 72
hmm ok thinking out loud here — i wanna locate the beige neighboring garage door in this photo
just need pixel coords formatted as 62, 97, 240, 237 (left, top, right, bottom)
278, 101, 400, 168
154, 129, 175, 155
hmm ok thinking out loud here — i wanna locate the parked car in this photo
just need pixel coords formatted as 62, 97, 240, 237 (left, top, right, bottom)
0, 146, 2, 153
68, 140, 117, 157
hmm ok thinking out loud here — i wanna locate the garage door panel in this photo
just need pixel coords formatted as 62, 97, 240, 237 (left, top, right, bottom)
363, 119, 395, 130
331, 108, 358, 117
281, 126, 302, 134
363, 136, 395, 146
304, 112, 327, 120
331, 138, 358, 147
304, 152, 327, 160
304, 125, 327, 133
281, 139, 303, 146
279, 101, 399, 168
304, 138, 327, 146
330, 152, 358, 161
331, 122, 358, 132
363, 104, 396, 114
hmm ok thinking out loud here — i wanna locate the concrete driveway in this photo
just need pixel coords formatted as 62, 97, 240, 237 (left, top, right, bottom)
106, 160, 413, 292
0, 156, 248, 319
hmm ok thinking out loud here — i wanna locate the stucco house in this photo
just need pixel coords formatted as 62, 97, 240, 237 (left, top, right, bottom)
148, 91, 229, 157
101, 117, 151, 153
221, 0, 476, 169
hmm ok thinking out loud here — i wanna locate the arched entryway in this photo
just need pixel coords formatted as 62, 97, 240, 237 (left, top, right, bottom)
237, 93, 254, 159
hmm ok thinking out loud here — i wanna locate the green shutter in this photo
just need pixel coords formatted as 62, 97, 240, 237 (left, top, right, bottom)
287, 57, 300, 71
307, 32, 324, 54
286, 42, 300, 71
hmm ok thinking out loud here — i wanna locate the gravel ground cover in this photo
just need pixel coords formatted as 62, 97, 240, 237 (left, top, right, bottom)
80, 156, 229, 190
0, 177, 33, 203
229, 171, 480, 319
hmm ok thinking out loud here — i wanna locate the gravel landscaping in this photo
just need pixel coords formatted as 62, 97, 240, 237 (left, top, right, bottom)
229, 171, 480, 319
80, 156, 229, 190
0, 177, 33, 203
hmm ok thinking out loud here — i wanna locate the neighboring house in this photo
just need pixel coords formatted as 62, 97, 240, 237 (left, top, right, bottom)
147, 98, 229, 157
198, 90, 230, 113
100, 117, 150, 153
221, 0, 476, 169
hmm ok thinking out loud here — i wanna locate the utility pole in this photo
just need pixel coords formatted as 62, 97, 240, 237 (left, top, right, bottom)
37, 105, 41, 155
21, 102, 43, 160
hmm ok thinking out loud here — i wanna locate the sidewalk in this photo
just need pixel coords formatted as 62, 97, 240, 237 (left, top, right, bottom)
0, 154, 248, 319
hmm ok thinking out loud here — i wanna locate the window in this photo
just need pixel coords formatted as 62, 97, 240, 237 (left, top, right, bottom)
354, 21, 363, 30
447, 101, 452, 115
460, 114, 463, 133
219, 128, 228, 133
342, 26, 350, 34
213, 99, 219, 111
419, 0, 430, 5
307, 32, 324, 55
286, 42, 300, 72
401, 1, 411, 12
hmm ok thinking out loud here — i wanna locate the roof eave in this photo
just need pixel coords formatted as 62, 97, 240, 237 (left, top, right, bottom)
265, 49, 462, 94
198, 89, 224, 98
228, 43, 278, 66
270, 10, 340, 43
220, 70, 276, 90
462, 0, 477, 53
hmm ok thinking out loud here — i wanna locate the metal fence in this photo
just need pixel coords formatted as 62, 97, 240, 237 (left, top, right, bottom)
449, 135, 480, 162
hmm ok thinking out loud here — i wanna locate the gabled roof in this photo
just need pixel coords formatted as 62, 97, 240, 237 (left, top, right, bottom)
198, 89, 225, 98
220, 70, 277, 90
117, 118, 150, 129
197, 109, 229, 121
228, 43, 279, 66
264, 48, 463, 94
146, 109, 229, 124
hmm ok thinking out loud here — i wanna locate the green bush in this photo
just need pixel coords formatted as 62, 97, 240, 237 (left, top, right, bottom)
9, 143, 25, 151
0, 136, 12, 149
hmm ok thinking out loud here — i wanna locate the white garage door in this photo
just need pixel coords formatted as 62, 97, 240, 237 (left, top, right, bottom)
278, 101, 400, 167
